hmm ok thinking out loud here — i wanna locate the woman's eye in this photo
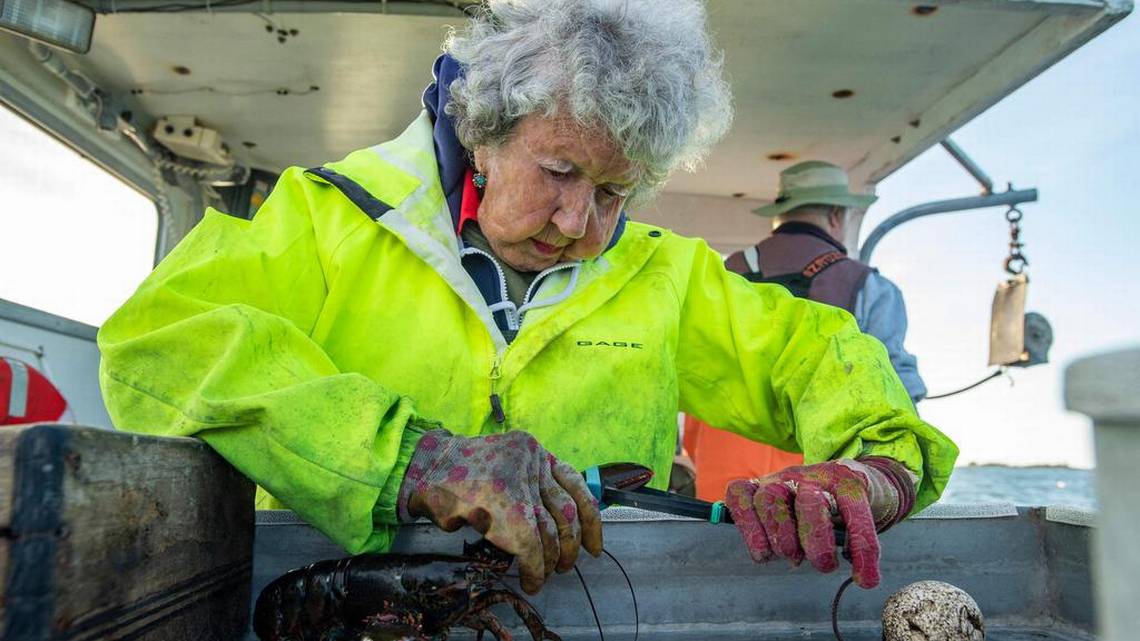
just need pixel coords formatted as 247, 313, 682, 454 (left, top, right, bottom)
599, 186, 627, 201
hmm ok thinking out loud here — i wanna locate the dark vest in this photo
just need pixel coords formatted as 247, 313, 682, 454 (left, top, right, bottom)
725, 222, 873, 313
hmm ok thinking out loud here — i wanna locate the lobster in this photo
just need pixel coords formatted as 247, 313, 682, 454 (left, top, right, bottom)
253, 540, 562, 641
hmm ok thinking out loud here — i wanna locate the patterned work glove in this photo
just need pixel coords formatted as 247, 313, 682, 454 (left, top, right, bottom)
725, 456, 916, 589
397, 430, 603, 594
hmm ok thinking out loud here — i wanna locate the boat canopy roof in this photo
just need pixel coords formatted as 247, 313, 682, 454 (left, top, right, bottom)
0, 0, 1129, 231
44, 0, 1126, 201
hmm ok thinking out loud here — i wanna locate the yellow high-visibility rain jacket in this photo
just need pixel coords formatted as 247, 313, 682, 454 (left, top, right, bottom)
98, 112, 957, 554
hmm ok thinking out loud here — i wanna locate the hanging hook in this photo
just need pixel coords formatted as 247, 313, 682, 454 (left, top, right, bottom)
1004, 254, 1029, 275
1003, 205, 1028, 276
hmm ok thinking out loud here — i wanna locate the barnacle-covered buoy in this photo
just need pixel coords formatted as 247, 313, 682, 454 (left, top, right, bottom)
881, 580, 985, 641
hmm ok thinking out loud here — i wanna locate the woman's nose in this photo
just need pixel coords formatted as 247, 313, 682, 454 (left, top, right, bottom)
552, 185, 592, 239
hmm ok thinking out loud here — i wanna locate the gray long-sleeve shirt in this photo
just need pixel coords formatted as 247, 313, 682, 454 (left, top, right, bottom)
853, 272, 926, 403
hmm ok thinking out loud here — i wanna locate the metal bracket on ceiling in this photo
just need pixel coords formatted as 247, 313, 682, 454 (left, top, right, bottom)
28, 42, 120, 132
859, 188, 1038, 264
858, 136, 1038, 263
940, 138, 994, 195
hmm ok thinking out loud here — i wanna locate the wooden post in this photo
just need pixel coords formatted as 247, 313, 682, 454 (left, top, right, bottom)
0, 424, 254, 641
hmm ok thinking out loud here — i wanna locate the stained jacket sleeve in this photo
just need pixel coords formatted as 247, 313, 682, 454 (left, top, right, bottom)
853, 272, 927, 403
98, 167, 427, 554
674, 238, 956, 511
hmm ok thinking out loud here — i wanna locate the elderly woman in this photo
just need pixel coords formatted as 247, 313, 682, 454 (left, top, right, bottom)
98, 0, 956, 596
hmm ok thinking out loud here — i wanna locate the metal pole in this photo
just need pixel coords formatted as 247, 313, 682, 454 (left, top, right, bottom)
1065, 349, 1140, 641
941, 138, 994, 195
858, 189, 1038, 263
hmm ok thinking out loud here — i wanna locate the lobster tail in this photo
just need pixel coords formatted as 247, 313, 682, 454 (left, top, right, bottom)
254, 558, 352, 641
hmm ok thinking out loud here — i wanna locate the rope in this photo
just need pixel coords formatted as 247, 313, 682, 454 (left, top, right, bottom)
0, 340, 44, 358
154, 152, 240, 181
925, 369, 1007, 400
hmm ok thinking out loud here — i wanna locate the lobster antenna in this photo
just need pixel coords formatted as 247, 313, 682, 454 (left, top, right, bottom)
603, 548, 638, 641
572, 564, 605, 640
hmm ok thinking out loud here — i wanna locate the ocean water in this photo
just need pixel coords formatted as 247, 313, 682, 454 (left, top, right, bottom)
936, 465, 1096, 509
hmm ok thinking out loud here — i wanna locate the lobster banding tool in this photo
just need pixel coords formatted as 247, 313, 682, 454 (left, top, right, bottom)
583, 462, 848, 547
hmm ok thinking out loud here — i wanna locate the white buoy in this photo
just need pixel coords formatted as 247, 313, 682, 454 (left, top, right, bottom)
881, 580, 985, 641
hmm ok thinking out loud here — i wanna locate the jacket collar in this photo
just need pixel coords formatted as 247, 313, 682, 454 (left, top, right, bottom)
318, 111, 650, 354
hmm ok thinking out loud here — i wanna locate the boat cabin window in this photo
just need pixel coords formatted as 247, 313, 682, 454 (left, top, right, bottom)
0, 105, 158, 326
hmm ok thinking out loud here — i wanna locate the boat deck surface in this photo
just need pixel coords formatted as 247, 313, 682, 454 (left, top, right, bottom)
247, 506, 1097, 641
242, 625, 1091, 640
299, 625, 1090, 640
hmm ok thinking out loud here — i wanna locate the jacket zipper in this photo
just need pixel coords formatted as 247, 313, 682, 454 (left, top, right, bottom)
460, 246, 520, 330
517, 262, 581, 320
486, 263, 577, 426
469, 253, 580, 426
489, 351, 505, 424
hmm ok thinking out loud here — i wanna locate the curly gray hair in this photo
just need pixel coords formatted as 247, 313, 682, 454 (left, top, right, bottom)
444, 0, 733, 202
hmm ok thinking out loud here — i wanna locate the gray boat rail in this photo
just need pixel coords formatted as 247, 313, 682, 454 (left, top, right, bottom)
1067, 348, 1140, 641
249, 503, 1098, 640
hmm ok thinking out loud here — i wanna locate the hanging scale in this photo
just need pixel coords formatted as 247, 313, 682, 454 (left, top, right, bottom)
989, 201, 1052, 367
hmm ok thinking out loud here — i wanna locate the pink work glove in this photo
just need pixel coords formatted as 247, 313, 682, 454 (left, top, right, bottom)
725, 456, 916, 589
397, 430, 603, 594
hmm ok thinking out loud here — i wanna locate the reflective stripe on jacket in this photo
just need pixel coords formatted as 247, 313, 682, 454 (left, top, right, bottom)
98, 111, 957, 554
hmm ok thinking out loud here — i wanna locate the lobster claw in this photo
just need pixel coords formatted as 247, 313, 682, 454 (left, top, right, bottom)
582, 462, 654, 507
462, 539, 514, 572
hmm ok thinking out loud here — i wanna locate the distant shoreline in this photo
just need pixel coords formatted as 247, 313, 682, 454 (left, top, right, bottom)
959, 463, 1093, 470
941, 465, 1096, 508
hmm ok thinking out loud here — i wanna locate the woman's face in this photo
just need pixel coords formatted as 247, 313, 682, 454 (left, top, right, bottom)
473, 114, 638, 272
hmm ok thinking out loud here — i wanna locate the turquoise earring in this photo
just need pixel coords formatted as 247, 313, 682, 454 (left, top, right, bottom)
473, 172, 488, 189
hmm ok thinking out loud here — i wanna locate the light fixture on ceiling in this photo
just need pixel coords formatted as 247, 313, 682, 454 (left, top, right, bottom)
0, 0, 95, 54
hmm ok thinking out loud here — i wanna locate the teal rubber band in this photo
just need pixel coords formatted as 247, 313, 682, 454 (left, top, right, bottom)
709, 501, 726, 524
584, 466, 607, 509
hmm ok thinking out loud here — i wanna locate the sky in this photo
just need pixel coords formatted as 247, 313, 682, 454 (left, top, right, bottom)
863, 12, 1140, 468
0, 108, 158, 324
1, 10, 1137, 468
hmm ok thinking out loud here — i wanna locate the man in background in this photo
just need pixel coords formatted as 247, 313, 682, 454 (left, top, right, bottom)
682, 160, 926, 501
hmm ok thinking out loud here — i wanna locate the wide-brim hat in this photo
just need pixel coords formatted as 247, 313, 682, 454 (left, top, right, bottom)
752, 160, 878, 217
